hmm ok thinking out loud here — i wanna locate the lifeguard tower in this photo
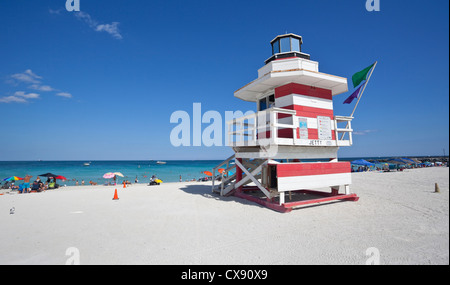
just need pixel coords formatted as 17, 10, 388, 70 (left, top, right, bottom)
212, 34, 359, 213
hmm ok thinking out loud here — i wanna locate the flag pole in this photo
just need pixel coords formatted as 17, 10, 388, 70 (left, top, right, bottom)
340, 61, 378, 140
350, 61, 377, 117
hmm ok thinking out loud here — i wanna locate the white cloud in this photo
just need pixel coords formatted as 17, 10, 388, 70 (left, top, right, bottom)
24, 69, 42, 79
56, 92, 73, 98
0, 91, 40, 104
10, 69, 42, 84
6, 69, 73, 103
74, 11, 96, 27
74, 11, 123, 40
353, 129, 377, 135
14, 91, 40, 99
29, 84, 55, 92
96, 22, 122, 39
0, 95, 27, 103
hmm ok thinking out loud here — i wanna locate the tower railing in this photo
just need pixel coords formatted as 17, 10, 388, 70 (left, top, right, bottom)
226, 108, 353, 147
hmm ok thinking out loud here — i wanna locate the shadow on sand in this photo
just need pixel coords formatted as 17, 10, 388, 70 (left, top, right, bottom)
178, 183, 348, 212
178, 183, 265, 209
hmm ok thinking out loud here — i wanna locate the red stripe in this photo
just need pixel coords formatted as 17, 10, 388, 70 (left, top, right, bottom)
278, 105, 334, 119
276, 162, 351, 177
274, 57, 298, 61
275, 83, 332, 100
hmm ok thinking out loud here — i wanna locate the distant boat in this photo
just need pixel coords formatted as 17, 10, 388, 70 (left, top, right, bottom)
156, 161, 167, 165
83, 162, 91, 166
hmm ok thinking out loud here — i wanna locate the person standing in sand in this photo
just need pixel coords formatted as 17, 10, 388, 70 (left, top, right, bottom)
23, 175, 32, 193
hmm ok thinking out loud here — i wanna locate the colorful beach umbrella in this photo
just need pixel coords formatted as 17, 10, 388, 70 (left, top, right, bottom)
217, 168, 225, 174
54, 175, 67, 181
202, 171, 213, 176
103, 172, 115, 179
2, 176, 23, 181
114, 172, 124, 177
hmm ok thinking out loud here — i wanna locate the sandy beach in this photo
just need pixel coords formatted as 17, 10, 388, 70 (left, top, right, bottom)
0, 167, 448, 265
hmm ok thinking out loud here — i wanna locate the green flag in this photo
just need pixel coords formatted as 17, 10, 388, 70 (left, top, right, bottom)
352, 63, 375, 88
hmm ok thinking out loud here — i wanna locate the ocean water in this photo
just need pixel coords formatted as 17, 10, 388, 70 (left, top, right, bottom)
0, 160, 223, 186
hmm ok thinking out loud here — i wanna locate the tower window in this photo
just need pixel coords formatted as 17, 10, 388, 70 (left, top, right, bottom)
258, 94, 275, 111
280, 37, 290, 53
270, 34, 303, 56
272, 41, 279, 54
291, 37, 300, 52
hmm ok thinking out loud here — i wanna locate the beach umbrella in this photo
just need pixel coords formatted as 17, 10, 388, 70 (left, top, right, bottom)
114, 172, 124, 177
39, 173, 59, 178
217, 168, 225, 174
103, 172, 115, 179
410, 158, 422, 164
54, 175, 67, 181
202, 171, 213, 176
387, 158, 409, 165
2, 176, 24, 181
386, 160, 402, 165
401, 158, 416, 164
351, 159, 375, 166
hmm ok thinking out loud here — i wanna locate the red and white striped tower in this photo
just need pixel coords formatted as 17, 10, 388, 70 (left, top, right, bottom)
212, 34, 359, 213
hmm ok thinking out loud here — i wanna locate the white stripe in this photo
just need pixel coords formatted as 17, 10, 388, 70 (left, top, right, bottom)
277, 173, 351, 192
278, 117, 335, 130
276, 94, 333, 110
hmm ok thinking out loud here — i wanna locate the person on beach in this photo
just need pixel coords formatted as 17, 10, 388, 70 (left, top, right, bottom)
23, 175, 32, 193
48, 178, 57, 189
31, 177, 44, 192
10, 182, 19, 190
135, 176, 138, 183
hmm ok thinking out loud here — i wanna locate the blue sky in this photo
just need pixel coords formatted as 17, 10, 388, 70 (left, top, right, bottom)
0, 0, 448, 160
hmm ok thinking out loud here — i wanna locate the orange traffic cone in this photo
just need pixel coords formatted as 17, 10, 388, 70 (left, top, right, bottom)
123, 181, 126, 188
112, 189, 119, 200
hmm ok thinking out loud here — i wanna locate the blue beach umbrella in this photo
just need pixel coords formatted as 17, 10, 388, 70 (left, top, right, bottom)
401, 158, 416, 164
351, 159, 375, 166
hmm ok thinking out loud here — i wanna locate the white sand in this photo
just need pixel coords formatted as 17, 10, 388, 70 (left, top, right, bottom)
0, 167, 448, 265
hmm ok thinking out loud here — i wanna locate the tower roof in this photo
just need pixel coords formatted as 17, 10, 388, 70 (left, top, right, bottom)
234, 34, 348, 102
266, 33, 310, 64
270, 33, 303, 45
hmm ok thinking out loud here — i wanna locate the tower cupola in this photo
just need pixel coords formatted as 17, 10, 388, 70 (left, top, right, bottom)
265, 33, 311, 64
